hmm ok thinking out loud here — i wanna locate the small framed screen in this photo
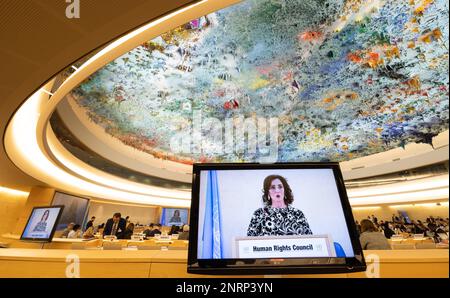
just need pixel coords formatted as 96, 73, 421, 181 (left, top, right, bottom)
188, 163, 366, 275
161, 208, 189, 227
20, 206, 64, 242
51, 191, 89, 231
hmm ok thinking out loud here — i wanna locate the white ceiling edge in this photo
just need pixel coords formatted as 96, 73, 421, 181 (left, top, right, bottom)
4, 0, 243, 207
347, 174, 449, 198
57, 97, 193, 182
46, 124, 191, 198
4, 86, 191, 207
348, 187, 448, 206
341, 130, 449, 180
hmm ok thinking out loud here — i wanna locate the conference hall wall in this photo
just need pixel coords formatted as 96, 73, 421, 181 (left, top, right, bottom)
87, 201, 159, 226
352, 203, 449, 222
0, 191, 28, 242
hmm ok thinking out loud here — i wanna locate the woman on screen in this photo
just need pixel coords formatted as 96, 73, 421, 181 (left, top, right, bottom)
247, 175, 312, 236
169, 210, 182, 223
32, 209, 50, 232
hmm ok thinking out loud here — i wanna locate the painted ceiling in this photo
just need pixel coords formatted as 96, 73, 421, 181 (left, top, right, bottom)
68, 0, 449, 164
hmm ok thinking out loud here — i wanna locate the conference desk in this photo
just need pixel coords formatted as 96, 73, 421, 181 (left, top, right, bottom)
0, 234, 188, 249
0, 248, 447, 278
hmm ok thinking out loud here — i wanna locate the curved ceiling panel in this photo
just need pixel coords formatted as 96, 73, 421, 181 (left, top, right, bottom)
67, 0, 449, 165
4, 0, 449, 207
5, 0, 241, 206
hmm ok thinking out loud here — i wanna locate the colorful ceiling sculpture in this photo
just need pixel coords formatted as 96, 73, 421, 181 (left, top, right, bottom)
68, 0, 449, 164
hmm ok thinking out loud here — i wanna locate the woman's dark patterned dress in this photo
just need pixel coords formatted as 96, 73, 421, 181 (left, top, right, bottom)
33, 221, 47, 232
247, 206, 313, 236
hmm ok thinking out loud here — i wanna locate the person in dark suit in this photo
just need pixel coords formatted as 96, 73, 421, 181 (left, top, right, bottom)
122, 223, 135, 239
382, 222, 395, 239
143, 223, 155, 238
152, 224, 162, 236
103, 213, 127, 238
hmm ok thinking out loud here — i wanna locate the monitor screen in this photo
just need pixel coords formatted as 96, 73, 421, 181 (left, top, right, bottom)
161, 208, 189, 227
52, 192, 90, 231
188, 163, 366, 275
20, 206, 64, 242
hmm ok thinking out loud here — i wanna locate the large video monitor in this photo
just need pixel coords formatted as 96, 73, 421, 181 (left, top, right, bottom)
188, 163, 366, 275
20, 206, 64, 242
161, 207, 189, 227
51, 191, 89, 231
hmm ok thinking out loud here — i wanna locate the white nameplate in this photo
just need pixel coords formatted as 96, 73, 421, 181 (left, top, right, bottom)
236, 235, 333, 258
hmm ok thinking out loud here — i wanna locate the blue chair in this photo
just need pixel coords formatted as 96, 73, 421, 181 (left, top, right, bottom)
334, 242, 346, 257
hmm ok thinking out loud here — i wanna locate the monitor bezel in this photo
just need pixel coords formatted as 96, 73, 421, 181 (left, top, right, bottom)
187, 162, 366, 275
20, 205, 65, 242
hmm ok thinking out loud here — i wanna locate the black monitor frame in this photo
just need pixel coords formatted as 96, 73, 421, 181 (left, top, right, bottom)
20, 205, 65, 242
188, 162, 366, 275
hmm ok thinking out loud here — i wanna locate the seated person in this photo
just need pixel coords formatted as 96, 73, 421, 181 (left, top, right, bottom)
85, 216, 96, 231
359, 219, 391, 250
436, 225, 447, 234
143, 224, 155, 237
143, 224, 163, 238
67, 224, 82, 239
61, 223, 75, 238
94, 223, 104, 234
178, 225, 190, 240
152, 224, 162, 236
82, 226, 95, 239
121, 223, 135, 240
382, 222, 395, 239
168, 225, 180, 235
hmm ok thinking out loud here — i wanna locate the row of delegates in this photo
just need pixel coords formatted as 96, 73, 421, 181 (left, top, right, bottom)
167, 224, 190, 240
61, 222, 98, 239
143, 224, 162, 238
60, 213, 132, 239
355, 220, 396, 239
61, 223, 88, 239
356, 216, 449, 243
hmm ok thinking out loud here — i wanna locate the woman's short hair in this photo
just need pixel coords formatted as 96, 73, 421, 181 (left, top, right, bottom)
262, 175, 294, 206
360, 219, 377, 233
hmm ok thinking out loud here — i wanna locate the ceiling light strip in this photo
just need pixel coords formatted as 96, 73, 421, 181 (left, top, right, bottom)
46, 125, 190, 199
